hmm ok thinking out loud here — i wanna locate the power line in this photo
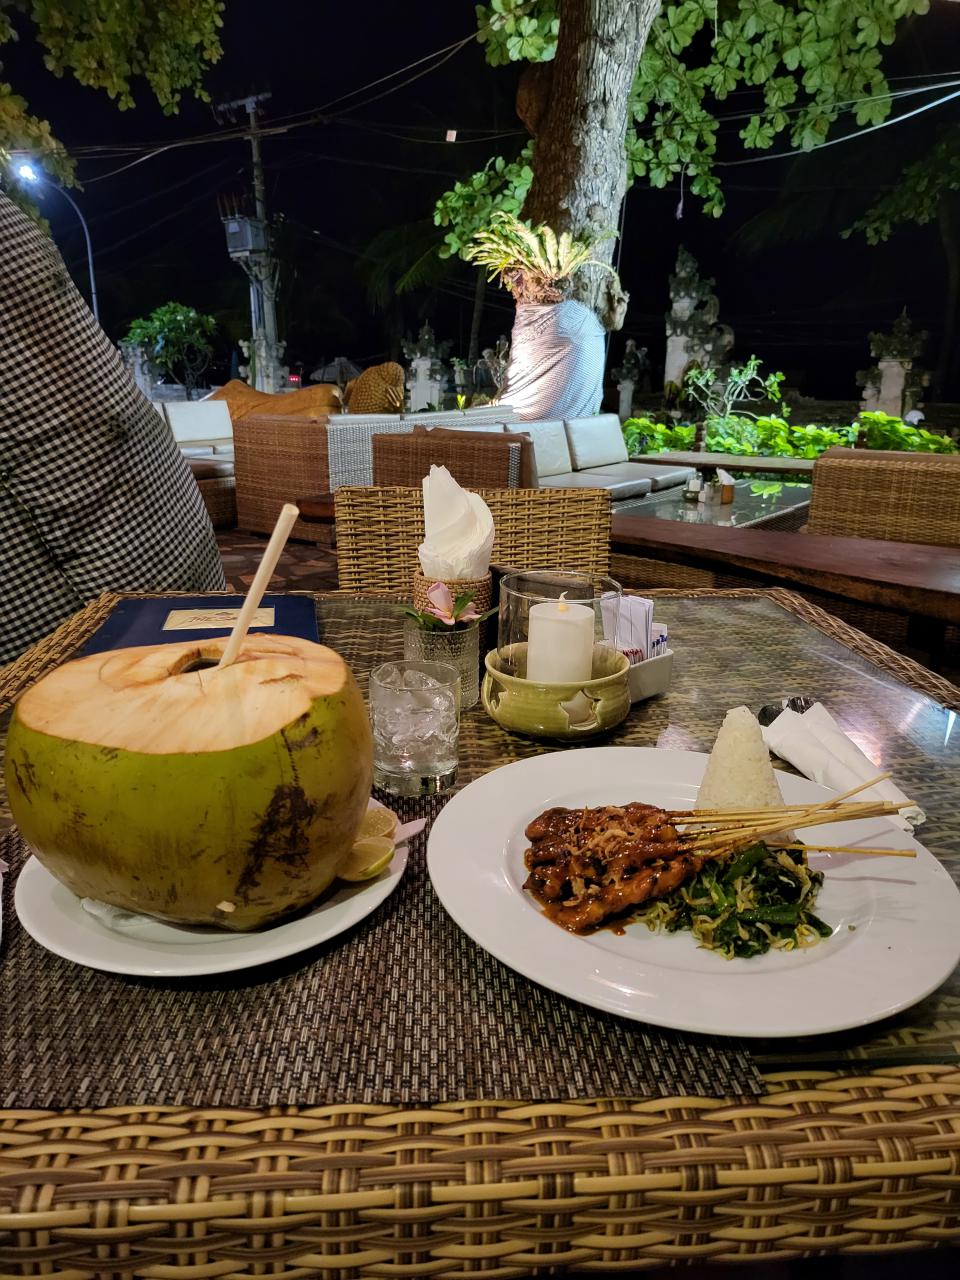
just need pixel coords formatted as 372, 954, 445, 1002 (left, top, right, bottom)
716, 87, 960, 166
309, 32, 477, 117
76, 31, 481, 181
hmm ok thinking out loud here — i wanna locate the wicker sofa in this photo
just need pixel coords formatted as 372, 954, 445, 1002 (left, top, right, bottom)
807, 446, 960, 546
233, 407, 694, 542
233, 407, 524, 540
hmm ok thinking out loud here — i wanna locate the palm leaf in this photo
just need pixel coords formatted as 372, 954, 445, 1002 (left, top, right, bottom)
540, 224, 559, 273
464, 211, 621, 293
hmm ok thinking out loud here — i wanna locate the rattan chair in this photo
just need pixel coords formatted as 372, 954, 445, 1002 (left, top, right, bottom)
233, 412, 332, 542
334, 486, 610, 590
807, 446, 960, 546
372, 431, 537, 490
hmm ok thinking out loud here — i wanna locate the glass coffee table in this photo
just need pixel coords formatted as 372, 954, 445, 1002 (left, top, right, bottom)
615, 478, 811, 528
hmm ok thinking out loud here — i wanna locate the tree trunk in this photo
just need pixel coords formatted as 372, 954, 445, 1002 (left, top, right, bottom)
522, 0, 661, 330
935, 193, 960, 400
467, 268, 486, 367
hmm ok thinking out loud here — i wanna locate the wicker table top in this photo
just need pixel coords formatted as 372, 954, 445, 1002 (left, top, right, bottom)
1, 587, 959, 1275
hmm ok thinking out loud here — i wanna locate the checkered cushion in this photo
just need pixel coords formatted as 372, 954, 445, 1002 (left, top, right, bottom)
0, 192, 225, 664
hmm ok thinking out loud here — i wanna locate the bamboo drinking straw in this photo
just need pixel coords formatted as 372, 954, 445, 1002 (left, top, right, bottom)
218, 503, 300, 669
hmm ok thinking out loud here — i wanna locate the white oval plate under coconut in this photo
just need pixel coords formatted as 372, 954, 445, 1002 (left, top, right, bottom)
427, 747, 960, 1038
15, 802, 411, 978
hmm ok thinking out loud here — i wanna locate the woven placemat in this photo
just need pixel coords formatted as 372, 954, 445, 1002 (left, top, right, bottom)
0, 795, 761, 1108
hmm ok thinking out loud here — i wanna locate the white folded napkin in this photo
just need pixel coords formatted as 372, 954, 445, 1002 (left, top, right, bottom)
418, 465, 495, 580
762, 703, 924, 831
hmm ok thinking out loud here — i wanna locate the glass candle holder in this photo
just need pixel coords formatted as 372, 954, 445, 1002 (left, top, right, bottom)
496, 571, 622, 682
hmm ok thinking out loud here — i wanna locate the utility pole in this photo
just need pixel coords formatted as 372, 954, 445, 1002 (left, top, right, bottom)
216, 92, 285, 393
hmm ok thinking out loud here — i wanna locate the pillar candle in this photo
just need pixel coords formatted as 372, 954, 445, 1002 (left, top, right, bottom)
526, 597, 595, 683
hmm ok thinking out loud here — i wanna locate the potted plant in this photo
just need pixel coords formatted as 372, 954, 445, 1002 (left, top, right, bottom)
464, 211, 622, 420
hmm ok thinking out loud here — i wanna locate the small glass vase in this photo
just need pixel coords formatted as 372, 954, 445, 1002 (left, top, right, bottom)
404, 619, 480, 709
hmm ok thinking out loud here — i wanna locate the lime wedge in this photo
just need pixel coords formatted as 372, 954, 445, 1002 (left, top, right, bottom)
339, 835, 395, 881
359, 807, 398, 840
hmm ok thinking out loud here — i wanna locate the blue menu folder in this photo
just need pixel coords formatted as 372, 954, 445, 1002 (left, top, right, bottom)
79, 594, 320, 656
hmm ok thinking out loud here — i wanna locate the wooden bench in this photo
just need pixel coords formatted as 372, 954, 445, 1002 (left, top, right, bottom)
610, 515, 960, 629
637, 451, 815, 477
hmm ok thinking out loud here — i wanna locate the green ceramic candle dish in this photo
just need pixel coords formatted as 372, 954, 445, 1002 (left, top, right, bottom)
482, 644, 631, 739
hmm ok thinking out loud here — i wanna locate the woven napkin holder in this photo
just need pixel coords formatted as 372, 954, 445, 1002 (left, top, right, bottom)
413, 569, 492, 615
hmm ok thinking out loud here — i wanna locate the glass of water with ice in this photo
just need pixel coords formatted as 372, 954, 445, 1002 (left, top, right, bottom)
369, 660, 461, 795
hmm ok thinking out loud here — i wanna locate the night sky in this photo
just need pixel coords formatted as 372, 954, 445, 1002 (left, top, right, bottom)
6, 1, 960, 397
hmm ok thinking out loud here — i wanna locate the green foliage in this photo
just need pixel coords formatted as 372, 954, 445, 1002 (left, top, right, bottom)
855, 410, 958, 453
355, 220, 453, 311
442, 0, 932, 244
125, 302, 216, 398
622, 418, 696, 455
434, 145, 534, 259
626, 405, 957, 459
845, 127, 960, 244
703, 415, 858, 457
476, 0, 559, 65
0, 1, 223, 184
682, 356, 787, 422
687, 410, 954, 457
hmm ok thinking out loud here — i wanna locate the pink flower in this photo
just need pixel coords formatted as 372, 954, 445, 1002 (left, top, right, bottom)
424, 581, 481, 626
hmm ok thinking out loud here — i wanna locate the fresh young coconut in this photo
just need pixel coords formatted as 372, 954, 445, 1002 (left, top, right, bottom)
4, 634, 373, 931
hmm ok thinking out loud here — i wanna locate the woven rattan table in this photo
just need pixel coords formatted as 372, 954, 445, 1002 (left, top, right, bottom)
1, 588, 959, 1276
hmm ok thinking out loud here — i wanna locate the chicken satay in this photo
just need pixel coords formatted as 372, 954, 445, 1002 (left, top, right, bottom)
545, 853, 703, 933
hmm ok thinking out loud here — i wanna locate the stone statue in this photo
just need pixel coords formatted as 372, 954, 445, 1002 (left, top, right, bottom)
612, 339, 652, 418
473, 338, 510, 398
402, 321, 453, 410
857, 309, 929, 418
663, 247, 734, 390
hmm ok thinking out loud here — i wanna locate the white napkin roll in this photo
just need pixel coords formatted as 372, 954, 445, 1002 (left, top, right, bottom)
418, 466, 495, 580
762, 704, 924, 831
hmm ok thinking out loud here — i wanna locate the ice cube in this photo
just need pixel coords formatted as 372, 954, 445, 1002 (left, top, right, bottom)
375, 664, 403, 689
401, 669, 440, 690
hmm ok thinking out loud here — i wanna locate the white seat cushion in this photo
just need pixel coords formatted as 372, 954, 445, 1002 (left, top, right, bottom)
165, 400, 233, 446
564, 414, 629, 469
581, 462, 694, 491
540, 471, 651, 500
520, 420, 572, 478
179, 445, 215, 457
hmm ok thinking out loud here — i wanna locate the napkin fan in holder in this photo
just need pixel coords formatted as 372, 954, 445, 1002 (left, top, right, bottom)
407, 468, 496, 709
415, 468, 495, 608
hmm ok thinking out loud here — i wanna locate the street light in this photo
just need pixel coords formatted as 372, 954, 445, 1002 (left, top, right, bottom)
15, 161, 99, 323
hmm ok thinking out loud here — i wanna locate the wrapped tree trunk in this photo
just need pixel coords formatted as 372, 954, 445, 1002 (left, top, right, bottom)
523, 0, 660, 329
500, 1, 661, 419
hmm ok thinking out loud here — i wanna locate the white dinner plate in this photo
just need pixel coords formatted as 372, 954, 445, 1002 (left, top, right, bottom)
15, 820, 409, 978
427, 747, 960, 1038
